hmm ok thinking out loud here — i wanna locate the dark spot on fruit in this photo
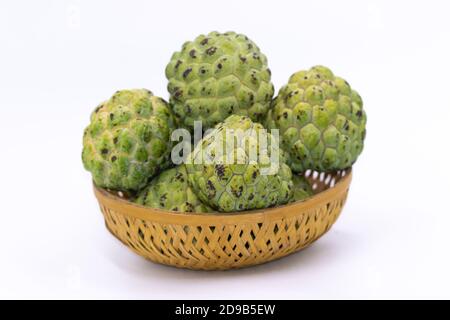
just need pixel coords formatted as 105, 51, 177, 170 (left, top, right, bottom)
252, 171, 257, 179
248, 43, 253, 49
183, 68, 192, 78
283, 112, 288, 119
172, 207, 178, 211
252, 53, 259, 60
109, 113, 114, 120
101, 148, 108, 155
249, 93, 254, 102
215, 164, 225, 178
206, 180, 216, 197
206, 47, 217, 55
200, 38, 209, 45
356, 110, 363, 118
343, 120, 349, 131
94, 105, 104, 113
240, 56, 247, 63
175, 60, 182, 69
248, 193, 254, 200
189, 49, 196, 58
185, 202, 194, 212
186, 105, 192, 114
174, 90, 183, 99
200, 68, 206, 74
232, 185, 243, 198
217, 63, 222, 69
111, 156, 117, 162
304, 76, 308, 80
113, 137, 118, 144
316, 74, 321, 78
160, 194, 167, 207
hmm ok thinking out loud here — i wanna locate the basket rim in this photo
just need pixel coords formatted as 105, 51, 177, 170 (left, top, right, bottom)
93, 169, 352, 224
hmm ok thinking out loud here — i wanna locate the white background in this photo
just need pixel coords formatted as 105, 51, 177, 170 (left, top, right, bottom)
1, 0, 449, 299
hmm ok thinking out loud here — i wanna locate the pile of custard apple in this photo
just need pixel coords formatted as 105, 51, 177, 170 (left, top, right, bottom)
82, 31, 367, 213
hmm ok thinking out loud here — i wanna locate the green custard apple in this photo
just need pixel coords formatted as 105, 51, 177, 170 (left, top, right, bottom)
290, 175, 313, 202
82, 89, 176, 191
266, 65, 367, 172
185, 115, 293, 212
165, 31, 274, 132
135, 166, 213, 213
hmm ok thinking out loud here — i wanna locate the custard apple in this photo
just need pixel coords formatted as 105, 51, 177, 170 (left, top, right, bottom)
185, 115, 293, 212
136, 166, 213, 213
266, 66, 367, 172
82, 89, 176, 191
290, 175, 313, 202
165, 31, 274, 132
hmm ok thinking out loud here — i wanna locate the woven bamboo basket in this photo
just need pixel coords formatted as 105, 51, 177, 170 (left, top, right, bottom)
94, 169, 352, 270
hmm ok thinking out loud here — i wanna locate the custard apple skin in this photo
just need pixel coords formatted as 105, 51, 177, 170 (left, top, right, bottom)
82, 89, 176, 191
165, 31, 274, 132
135, 166, 213, 213
290, 175, 313, 202
266, 66, 367, 173
185, 115, 293, 212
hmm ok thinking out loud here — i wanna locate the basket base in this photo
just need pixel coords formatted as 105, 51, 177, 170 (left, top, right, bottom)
95, 170, 351, 271
104, 219, 333, 271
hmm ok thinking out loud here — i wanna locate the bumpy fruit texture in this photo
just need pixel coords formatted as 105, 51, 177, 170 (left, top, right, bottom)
136, 166, 212, 213
290, 175, 313, 202
266, 66, 367, 172
166, 31, 274, 132
185, 115, 293, 212
82, 89, 175, 191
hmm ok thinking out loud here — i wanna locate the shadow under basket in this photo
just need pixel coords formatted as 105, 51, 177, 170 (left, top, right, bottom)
94, 169, 352, 270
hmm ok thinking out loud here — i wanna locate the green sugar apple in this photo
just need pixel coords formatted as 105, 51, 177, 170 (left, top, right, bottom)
290, 175, 313, 202
82, 89, 176, 191
185, 115, 293, 212
165, 31, 274, 132
266, 66, 367, 172
135, 165, 213, 213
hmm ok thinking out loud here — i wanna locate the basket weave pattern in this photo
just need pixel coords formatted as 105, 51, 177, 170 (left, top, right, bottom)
95, 169, 351, 270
